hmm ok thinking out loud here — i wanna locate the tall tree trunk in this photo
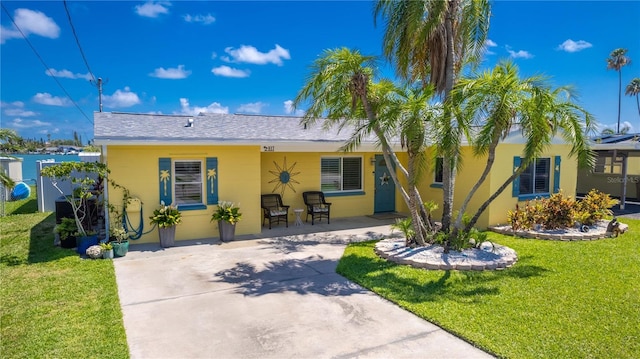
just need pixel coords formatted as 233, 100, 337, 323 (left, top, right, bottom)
452, 134, 500, 236
617, 69, 622, 133
441, 1, 458, 248
358, 90, 429, 244
464, 167, 526, 233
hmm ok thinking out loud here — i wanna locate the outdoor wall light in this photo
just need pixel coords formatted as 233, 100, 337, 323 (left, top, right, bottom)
370, 157, 376, 165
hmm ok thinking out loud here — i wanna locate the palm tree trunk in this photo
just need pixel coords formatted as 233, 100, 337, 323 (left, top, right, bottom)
358, 91, 429, 244
617, 69, 622, 133
453, 134, 500, 235
440, 1, 458, 236
464, 167, 526, 233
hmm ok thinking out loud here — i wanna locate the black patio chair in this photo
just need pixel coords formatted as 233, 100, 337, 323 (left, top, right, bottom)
261, 194, 289, 229
302, 191, 331, 225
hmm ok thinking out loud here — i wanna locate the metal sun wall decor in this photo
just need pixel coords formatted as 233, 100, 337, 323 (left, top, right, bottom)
268, 156, 300, 196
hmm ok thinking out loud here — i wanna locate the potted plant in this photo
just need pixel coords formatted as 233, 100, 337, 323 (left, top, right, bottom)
55, 217, 79, 249
41, 162, 106, 254
150, 203, 182, 247
100, 242, 113, 259
211, 201, 242, 242
109, 225, 130, 257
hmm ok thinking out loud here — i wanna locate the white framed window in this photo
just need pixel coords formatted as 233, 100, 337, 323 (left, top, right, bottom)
174, 160, 203, 205
519, 158, 550, 195
321, 157, 362, 193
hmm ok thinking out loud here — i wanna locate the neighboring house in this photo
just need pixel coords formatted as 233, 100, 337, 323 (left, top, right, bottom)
577, 133, 640, 208
94, 112, 579, 244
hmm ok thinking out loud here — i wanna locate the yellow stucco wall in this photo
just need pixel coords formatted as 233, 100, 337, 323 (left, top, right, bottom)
106, 145, 262, 244
260, 152, 379, 221
486, 144, 578, 227
105, 142, 579, 242
417, 144, 578, 229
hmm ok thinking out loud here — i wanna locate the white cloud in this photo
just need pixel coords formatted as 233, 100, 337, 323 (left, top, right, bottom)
1, 101, 38, 117
46, 68, 92, 80
211, 65, 250, 78
506, 46, 533, 59
222, 44, 291, 66
32, 93, 71, 106
236, 102, 267, 114
284, 100, 304, 116
103, 87, 141, 108
177, 98, 228, 115
1, 8, 60, 44
12, 118, 52, 129
557, 39, 593, 53
484, 39, 497, 55
183, 13, 215, 25
149, 65, 191, 79
135, 1, 170, 18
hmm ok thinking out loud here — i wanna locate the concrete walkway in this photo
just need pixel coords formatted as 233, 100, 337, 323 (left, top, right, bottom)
114, 217, 494, 359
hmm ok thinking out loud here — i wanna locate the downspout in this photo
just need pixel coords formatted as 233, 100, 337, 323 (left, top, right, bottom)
102, 144, 109, 238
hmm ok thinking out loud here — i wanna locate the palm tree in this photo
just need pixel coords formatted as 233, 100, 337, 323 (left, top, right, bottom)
374, 0, 491, 233
450, 60, 595, 234
293, 48, 437, 245
606, 48, 631, 133
626, 78, 640, 117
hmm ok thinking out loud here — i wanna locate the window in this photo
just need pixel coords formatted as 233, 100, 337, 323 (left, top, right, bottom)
174, 160, 203, 205
518, 158, 550, 195
321, 157, 362, 193
594, 154, 622, 174
434, 157, 443, 184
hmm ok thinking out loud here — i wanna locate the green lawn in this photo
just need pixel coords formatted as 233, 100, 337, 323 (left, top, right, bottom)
0, 190, 129, 358
338, 222, 640, 359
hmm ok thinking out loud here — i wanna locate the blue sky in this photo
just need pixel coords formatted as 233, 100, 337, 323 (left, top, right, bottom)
1, 1, 639, 143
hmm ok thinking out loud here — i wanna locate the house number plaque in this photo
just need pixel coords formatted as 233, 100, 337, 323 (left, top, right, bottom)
263, 146, 275, 152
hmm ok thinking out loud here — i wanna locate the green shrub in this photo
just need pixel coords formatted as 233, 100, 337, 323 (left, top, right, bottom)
507, 189, 619, 230
541, 192, 575, 229
575, 189, 619, 225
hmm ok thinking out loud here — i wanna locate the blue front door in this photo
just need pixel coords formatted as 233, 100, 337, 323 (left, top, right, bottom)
374, 154, 395, 213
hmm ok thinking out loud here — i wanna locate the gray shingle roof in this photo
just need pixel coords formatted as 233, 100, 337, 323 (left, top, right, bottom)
93, 112, 378, 146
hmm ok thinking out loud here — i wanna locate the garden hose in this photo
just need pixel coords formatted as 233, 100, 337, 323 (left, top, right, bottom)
122, 205, 157, 240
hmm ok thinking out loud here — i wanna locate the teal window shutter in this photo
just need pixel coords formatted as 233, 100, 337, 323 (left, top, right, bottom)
158, 158, 172, 205
206, 157, 218, 205
553, 156, 561, 193
512, 156, 521, 197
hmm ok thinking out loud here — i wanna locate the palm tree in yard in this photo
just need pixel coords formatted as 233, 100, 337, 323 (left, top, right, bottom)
451, 60, 595, 235
626, 78, 640, 117
374, 0, 491, 234
293, 48, 438, 245
606, 48, 631, 133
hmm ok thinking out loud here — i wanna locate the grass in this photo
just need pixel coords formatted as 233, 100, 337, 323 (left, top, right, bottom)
0, 188, 129, 358
337, 222, 640, 359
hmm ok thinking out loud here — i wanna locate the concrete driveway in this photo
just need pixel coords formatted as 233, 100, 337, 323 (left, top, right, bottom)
114, 218, 494, 359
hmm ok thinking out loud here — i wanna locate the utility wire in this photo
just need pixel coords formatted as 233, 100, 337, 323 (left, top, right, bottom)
1, 3, 93, 125
63, 0, 96, 83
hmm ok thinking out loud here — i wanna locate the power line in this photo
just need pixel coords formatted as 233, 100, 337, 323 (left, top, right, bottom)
1, 3, 93, 125
63, 0, 96, 83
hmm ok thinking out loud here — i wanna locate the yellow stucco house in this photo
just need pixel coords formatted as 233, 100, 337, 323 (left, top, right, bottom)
94, 112, 579, 244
